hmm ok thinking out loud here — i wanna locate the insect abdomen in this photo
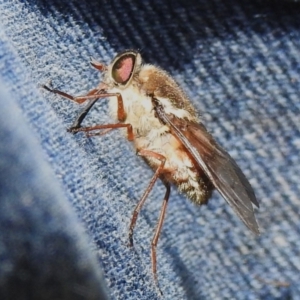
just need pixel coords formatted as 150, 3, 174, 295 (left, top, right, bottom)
177, 173, 213, 205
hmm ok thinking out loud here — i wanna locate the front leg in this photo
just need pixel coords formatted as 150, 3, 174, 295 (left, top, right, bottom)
42, 85, 102, 104
43, 84, 127, 129
68, 98, 100, 131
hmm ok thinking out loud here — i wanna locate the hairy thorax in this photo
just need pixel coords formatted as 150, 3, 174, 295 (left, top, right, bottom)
108, 83, 212, 204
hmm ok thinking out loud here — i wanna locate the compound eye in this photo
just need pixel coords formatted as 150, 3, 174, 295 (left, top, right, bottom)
112, 53, 136, 85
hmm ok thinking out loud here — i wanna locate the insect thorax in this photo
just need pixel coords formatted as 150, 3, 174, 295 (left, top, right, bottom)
107, 84, 212, 205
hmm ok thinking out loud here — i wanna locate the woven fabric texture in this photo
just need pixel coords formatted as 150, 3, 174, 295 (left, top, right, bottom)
0, 0, 300, 299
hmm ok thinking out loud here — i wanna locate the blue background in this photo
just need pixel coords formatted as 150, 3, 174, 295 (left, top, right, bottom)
0, 0, 300, 299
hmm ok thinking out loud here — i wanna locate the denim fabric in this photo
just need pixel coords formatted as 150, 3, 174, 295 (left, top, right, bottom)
0, 37, 110, 300
0, 0, 300, 299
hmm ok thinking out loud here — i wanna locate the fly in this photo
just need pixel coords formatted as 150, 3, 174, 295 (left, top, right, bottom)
43, 50, 259, 287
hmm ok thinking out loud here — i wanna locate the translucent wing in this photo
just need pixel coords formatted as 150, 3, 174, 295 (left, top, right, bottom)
153, 100, 259, 234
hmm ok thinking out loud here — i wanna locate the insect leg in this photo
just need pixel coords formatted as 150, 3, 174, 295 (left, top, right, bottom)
71, 123, 134, 141
69, 91, 126, 129
43, 85, 125, 117
128, 150, 166, 247
43, 84, 127, 127
42, 85, 101, 104
69, 98, 100, 130
151, 182, 170, 284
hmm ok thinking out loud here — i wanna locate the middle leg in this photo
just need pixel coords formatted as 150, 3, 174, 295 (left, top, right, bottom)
71, 123, 134, 141
128, 150, 167, 247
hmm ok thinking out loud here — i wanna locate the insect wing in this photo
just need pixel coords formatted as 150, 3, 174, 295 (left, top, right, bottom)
154, 103, 259, 234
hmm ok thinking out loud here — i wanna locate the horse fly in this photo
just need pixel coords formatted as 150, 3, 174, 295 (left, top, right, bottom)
43, 50, 259, 288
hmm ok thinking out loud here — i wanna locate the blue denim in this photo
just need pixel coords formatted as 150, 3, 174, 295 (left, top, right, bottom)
0, 0, 300, 299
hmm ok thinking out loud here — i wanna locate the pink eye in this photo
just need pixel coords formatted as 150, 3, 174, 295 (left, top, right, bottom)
112, 53, 136, 85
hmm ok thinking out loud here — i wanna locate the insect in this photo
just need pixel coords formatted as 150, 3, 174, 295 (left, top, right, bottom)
43, 50, 259, 285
